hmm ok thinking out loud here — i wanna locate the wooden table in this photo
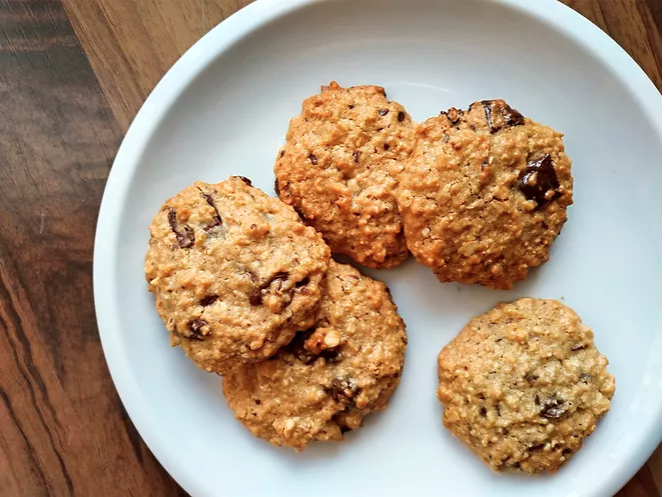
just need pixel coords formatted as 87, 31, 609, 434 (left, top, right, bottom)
0, 0, 660, 495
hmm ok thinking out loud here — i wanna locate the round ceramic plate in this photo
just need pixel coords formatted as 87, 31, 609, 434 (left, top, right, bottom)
93, 1, 662, 496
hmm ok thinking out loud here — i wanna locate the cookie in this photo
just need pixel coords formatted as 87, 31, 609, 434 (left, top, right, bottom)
437, 298, 615, 474
222, 261, 407, 451
274, 81, 416, 269
398, 100, 573, 289
144, 176, 330, 374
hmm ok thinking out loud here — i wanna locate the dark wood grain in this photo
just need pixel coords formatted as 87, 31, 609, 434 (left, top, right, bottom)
0, 0, 660, 496
0, 1, 185, 495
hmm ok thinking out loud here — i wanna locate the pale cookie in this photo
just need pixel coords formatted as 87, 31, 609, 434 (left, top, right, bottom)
398, 99, 573, 289
223, 261, 407, 451
275, 81, 416, 269
144, 176, 330, 374
437, 298, 615, 474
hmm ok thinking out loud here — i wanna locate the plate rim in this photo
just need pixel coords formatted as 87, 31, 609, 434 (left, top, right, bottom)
92, 1, 662, 496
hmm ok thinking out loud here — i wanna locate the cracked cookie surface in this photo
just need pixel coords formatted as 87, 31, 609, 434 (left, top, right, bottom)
222, 261, 407, 451
274, 81, 416, 269
398, 100, 573, 289
144, 176, 330, 374
437, 298, 615, 474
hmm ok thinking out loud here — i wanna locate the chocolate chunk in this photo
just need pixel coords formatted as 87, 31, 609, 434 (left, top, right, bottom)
378, 108, 389, 116
235, 176, 252, 186
200, 192, 224, 232
287, 329, 317, 364
383, 143, 390, 151
308, 154, 318, 165
397, 111, 405, 122
320, 349, 341, 362
445, 107, 461, 124
168, 208, 195, 248
262, 271, 288, 290
540, 398, 566, 419
480, 99, 525, 134
199, 295, 218, 306
329, 376, 358, 403
249, 288, 262, 306
525, 373, 539, 383
579, 372, 592, 383
188, 319, 207, 339
479, 406, 487, 417
353, 150, 361, 163
518, 154, 560, 207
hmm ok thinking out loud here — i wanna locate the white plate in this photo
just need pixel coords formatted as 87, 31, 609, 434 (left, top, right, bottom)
93, 1, 662, 496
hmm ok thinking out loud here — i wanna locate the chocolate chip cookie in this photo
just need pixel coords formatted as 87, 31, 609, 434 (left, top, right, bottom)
274, 81, 416, 269
437, 298, 615, 474
144, 176, 330, 374
398, 100, 573, 289
222, 261, 407, 451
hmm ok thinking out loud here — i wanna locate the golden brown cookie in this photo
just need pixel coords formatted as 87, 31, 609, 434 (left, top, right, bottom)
437, 298, 615, 474
398, 100, 573, 289
274, 81, 416, 269
222, 261, 407, 451
144, 176, 330, 374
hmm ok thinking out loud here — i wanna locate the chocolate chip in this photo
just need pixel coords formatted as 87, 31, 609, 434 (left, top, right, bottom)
383, 143, 390, 151
571, 343, 588, 351
479, 406, 487, 417
397, 111, 405, 122
235, 176, 252, 186
525, 373, 539, 383
188, 319, 207, 339
348, 104, 355, 110
378, 108, 389, 116
540, 398, 567, 419
168, 208, 195, 248
353, 150, 361, 163
308, 154, 318, 165
480, 99, 525, 134
519, 154, 560, 207
279, 150, 285, 158
528, 443, 545, 452
329, 376, 358, 403
534, 394, 540, 405
199, 295, 218, 306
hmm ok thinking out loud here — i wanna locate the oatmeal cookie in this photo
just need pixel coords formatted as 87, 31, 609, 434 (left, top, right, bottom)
223, 261, 407, 451
398, 99, 573, 289
144, 176, 330, 374
437, 298, 615, 474
274, 81, 416, 269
